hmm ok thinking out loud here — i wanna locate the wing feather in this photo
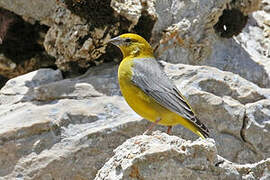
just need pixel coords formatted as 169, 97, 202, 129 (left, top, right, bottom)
131, 58, 209, 137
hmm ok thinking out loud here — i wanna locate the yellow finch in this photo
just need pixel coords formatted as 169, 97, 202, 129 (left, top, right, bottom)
109, 33, 209, 138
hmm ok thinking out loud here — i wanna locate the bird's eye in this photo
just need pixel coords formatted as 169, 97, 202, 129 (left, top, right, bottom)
125, 38, 132, 43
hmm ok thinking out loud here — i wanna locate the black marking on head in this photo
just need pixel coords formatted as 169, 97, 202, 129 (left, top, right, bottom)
124, 38, 132, 43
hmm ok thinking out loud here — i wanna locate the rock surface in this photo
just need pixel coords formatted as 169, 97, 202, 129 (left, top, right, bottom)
0, 0, 269, 179
0, 8, 55, 81
0, 0, 57, 26
0, 61, 270, 179
154, 0, 270, 89
0, 0, 268, 83
95, 131, 270, 180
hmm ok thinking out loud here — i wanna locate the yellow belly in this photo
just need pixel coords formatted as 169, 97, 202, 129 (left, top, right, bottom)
117, 58, 205, 138
121, 81, 182, 126
118, 58, 182, 126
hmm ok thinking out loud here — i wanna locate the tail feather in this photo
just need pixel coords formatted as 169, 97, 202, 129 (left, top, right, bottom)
190, 116, 210, 138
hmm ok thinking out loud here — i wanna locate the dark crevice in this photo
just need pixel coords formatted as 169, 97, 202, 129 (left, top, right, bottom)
0, 8, 49, 64
214, 8, 248, 38
0, 75, 8, 89
45, 64, 58, 70
78, 34, 91, 47
240, 110, 248, 142
239, 109, 263, 158
102, 44, 122, 63
61, 61, 89, 79
133, 11, 156, 42
215, 160, 225, 167
59, 0, 131, 29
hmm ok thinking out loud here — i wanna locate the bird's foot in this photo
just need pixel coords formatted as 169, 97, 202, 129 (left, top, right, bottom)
167, 126, 172, 134
143, 118, 161, 135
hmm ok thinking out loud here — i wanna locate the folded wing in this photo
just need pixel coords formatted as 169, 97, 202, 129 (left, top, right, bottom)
131, 58, 209, 138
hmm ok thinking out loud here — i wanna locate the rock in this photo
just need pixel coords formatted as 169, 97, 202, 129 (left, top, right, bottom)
243, 100, 270, 160
0, 64, 144, 179
0, 8, 55, 79
0, 0, 57, 25
43, 7, 115, 72
153, 0, 270, 89
1, 0, 266, 84
229, 0, 261, 15
0, 61, 270, 179
0, 68, 62, 105
0, 0, 269, 179
153, 0, 228, 62
234, 4, 270, 86
95, 131, 270, 180
162, 61, 270, 163
0, 0, 156, 73
43, 0, 156, 72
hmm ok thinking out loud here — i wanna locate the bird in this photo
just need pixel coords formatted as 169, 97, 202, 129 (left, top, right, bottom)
108, 33, 209, 139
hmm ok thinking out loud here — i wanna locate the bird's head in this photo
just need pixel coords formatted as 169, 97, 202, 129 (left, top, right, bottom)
108, 33, 153, 58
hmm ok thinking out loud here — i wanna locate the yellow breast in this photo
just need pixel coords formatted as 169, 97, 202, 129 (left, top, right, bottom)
118, 57, 181, 126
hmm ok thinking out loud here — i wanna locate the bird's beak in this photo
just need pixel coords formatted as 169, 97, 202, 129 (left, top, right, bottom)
108, 36, 122, 46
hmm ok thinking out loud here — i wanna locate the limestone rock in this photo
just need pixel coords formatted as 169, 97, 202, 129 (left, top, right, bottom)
153, 0, 270, 89
1, 0, 266, 84
0, 0, 57, 25
0, 61, 270, 179
43, 0, 156, 72
43, 8, 115, 72
0, 1, 269, 179
229, 0, 261, 15
0, 68, 63, 104
243, 100, 270, 160
95, 132, 270, 180
0, 64, 144, 179
0, 8, 55, 80
162, 61, 270, 163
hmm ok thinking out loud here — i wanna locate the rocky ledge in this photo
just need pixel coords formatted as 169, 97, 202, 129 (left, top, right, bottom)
0, 61, 269, 179
95, 131, 270, 180
0, 0, 270, 179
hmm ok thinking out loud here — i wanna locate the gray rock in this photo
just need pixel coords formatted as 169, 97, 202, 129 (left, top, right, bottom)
0, 0, 57, 25
0, 68, 62, 104
243, 100, 270, 161
162, 61, 270, 163
0, 1, 269, 179
95, 131, 270, 180
0, 61, 270, 179
0, 8, 55, 80
153, 0, 270, 89
0, 64, 143, 179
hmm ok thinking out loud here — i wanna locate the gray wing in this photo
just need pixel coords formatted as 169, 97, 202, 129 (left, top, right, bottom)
131, 58, 209, 137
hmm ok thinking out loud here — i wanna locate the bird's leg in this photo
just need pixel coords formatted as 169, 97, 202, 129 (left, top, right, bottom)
167, 126, 172, 134
143, 118, 161, 135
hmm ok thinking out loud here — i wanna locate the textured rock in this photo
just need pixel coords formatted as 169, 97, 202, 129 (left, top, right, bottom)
43, 0, 156, 72
162, 61, 270, 163
153, 0, 270, 89
0, 68, 63, 104
0, 61, 270, 179
0, 0, 57, 25
0, 8, 55, 79
229, 0, 261, 15
43, 7, 115, 72
235, 2, 270, 87
153, 0, 227, 61
0, 64, 143, 179
0, 0, 269, 179
95, 132, 270, 180
1, 0, 266, 82
243, 100, 270, 160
